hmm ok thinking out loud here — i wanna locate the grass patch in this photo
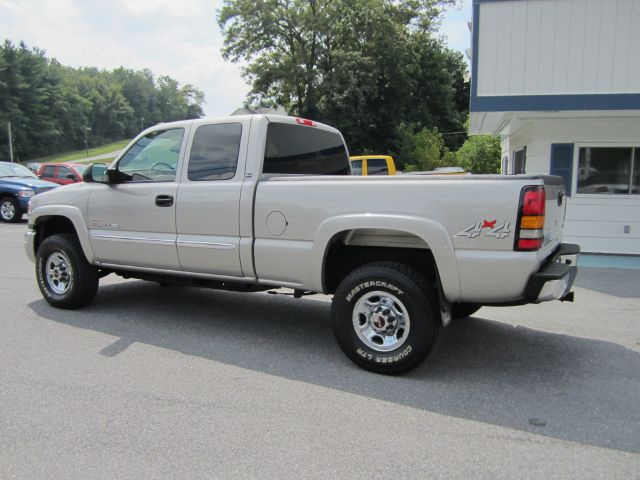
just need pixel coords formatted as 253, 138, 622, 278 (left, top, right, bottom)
33, 139, 130, 164
77, 156, 118, 165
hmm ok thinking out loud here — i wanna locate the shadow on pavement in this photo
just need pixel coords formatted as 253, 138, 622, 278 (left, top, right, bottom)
29, 281, 640, 454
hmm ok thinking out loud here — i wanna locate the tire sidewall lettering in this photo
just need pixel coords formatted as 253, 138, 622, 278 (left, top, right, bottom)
346, 281, 404, 303
36, 256, 54, 299
357, 345, 413, 364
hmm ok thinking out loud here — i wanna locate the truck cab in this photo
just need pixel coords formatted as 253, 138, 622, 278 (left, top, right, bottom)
349, 155, 396, 175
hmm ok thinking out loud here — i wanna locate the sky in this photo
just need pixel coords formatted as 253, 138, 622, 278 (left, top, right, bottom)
0, 0, 473, 117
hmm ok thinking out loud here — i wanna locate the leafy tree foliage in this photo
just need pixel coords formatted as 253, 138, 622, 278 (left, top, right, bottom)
218, 0, 468, 157
0, 40, 205, 161
456, 134, 502, 174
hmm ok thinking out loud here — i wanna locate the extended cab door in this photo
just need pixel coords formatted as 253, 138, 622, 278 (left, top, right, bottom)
175, 119, 249, 276
87, 127, 187, 270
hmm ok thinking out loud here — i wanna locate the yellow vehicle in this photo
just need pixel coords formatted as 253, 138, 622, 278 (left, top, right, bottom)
349, 155, 396, 176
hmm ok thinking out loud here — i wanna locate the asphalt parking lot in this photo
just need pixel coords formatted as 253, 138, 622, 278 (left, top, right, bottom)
1, 221, 639, 479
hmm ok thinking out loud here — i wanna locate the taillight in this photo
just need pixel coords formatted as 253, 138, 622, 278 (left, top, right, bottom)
515, 185, 545, 251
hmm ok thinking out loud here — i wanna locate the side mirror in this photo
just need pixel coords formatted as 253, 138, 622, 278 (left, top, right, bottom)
66, 173, 77, 180
83, 163, 109, 183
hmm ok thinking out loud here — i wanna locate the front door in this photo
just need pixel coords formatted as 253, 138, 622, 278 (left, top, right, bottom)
88, 127, 187, 270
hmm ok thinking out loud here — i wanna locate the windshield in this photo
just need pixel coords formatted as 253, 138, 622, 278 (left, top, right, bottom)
0, 163, 37, 178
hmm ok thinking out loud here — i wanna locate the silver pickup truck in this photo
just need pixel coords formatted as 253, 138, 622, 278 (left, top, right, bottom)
25, 115, 579, 374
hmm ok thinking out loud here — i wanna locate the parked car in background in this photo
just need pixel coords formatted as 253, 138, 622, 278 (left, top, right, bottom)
26, 162, 41, 174
350, 155, 397, 175
36, 162, 87, 185
0, 162, 58, 222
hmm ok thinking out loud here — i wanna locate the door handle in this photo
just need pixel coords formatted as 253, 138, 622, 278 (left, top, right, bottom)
155, 194, 174, 207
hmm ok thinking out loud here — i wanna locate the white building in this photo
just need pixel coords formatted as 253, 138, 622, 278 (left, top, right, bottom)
469, 0, 640, 254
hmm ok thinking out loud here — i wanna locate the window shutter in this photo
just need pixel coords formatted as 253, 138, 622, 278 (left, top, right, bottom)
550, 144, 574, 196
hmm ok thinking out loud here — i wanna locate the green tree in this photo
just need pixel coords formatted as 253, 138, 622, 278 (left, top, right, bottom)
396, 125, 457, 171
456, 135, 502, 174
218, 0, 465, 155
0, 39, 206, 160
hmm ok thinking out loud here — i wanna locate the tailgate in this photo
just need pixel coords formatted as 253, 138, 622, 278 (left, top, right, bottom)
542, 175, 567, 250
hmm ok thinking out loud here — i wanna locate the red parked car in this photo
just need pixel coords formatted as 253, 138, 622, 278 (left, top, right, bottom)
36, 163, 88, 185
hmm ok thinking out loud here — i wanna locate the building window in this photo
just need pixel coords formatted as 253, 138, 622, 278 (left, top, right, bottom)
513, 147, 526, 174
577, 147, 638, 195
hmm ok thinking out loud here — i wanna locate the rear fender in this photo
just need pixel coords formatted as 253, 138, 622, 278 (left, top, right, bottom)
312, 214, 461, 300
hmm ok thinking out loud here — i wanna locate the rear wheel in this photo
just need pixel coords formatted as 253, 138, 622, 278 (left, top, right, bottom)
332, 262, 440, 375
0, 197, 21, 223
36, 233, 99, 309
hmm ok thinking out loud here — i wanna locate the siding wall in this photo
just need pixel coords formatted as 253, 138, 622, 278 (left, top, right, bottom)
501, 117, 640, 254
477, 0, 640, 97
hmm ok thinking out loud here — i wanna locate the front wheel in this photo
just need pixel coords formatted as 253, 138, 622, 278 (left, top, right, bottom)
332, 262, 440, 375
36, 233, 99, 309
0, 197, 21, 223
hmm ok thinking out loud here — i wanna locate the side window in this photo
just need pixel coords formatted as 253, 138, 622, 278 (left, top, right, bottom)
188, 123, 242, 181
58, 166, 74, 179
367, 158, 389, 175
351, 160, 363, 175
264, 123, 350, 175
117, 128, 184, 182
42, 166, 56, 178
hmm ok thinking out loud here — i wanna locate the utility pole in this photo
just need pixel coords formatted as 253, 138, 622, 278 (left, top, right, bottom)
84, 126, 90, 158
7, 122, 14, 163
140, 117, 144, 131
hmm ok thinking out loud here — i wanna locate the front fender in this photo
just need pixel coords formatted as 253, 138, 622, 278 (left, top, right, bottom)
311, 214, 461, 300
31, 205, 96, 264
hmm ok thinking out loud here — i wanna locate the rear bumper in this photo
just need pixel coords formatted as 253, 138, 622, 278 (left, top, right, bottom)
524, 243, 580, 303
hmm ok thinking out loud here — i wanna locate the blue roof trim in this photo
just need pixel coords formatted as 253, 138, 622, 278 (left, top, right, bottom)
471, 94, 640, 112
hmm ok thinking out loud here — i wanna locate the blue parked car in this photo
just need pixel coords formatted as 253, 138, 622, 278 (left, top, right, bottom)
0, 162, 59, 222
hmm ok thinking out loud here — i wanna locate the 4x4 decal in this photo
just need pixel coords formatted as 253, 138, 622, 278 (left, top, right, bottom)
456, 220, 512, 239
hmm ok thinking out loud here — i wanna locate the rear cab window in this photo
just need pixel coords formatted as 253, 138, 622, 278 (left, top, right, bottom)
263, 122, 350, 175
366, 158, 389, 175
351, 159, 363, 175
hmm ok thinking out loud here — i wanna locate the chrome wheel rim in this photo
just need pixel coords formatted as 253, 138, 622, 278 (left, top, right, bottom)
352, 291, 410, 352
45, 252, 73, 295
1, 200, 15, 220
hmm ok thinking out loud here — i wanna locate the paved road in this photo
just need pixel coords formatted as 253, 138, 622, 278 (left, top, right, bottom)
1, 222, 639, 479
71, 149, 123, 165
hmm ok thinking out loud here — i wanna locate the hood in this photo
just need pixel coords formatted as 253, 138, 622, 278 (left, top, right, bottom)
0, 177, 59, 190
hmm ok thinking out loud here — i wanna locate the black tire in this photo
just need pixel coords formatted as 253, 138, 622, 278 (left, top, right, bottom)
332, 261, 440, 375
451, 303, 481, 320
36, 233, 99, 309
0, 196, 21, 223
